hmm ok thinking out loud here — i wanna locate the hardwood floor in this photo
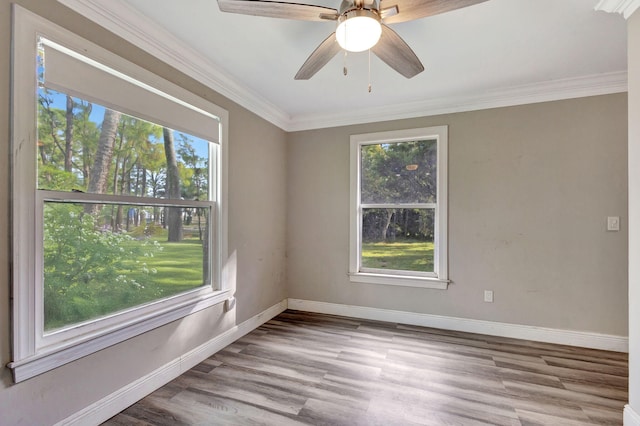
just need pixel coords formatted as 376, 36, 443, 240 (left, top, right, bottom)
104, 310, 628, 425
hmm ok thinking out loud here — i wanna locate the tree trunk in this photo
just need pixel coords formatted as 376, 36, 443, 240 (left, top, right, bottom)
38, 143, 48, 166
111, 123, 126, 200
163, 128, 182, 242
381, 209, 394, 241
85, 109, 121, 216
116, 205, 123, 232
79, 101, 93, 183
64, 95, 73, 172
141, 165, 147, 198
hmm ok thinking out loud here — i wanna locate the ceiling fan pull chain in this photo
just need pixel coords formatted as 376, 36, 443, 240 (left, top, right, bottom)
368, 48, 372, 93
343, 50, 348, 76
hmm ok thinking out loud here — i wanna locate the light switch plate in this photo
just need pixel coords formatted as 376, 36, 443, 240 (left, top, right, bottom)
607, 216, 620, 232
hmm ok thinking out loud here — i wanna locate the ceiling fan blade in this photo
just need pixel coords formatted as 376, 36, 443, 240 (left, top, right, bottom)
295, 33, 342, 80
217, 0, 339, 21
380, 0, 488, 24
371, 24, 424, 79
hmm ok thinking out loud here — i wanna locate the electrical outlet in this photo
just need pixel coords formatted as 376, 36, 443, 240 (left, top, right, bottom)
484, 290, 494, 303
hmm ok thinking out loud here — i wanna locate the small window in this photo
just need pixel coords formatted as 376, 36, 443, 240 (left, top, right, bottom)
349, 126, 448, 289
10, 7, 228, 382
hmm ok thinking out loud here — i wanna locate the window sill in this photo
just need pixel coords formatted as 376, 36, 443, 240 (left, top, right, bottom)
8, 289, 230, 383
348, 272, 449, 289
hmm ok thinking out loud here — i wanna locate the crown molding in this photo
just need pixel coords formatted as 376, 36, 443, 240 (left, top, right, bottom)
595, 0, 640, 18
59, 0, 628, 132
288, 71, 628, 131
57, 0, 292, 130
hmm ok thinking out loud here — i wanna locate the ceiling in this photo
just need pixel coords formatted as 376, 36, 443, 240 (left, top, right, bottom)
61, 0, 628, 131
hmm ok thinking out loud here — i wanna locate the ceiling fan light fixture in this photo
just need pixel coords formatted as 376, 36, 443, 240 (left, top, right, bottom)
336, 9, 382, 53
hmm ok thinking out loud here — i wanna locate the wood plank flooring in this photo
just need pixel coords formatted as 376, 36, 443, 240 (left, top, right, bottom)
104, 310, 628, 425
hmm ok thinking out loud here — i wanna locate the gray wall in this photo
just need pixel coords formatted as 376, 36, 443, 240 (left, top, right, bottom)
0, 1, 288, 424
287, 94, 628, 336
628, 9, 640, 417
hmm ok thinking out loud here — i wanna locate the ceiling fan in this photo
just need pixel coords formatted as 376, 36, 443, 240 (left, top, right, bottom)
216, 0, 489, 80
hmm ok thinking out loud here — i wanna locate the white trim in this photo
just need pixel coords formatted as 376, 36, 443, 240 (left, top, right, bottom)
9, 291, 229, 383
55, 299, 288, 426
287, 299, 629, 353
348, 272, 449, 289
595, 0, 640, 19
626, 405, 640, 426
57, 0, 628, 132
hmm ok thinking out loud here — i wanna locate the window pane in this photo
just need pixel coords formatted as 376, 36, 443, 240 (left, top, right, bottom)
361, 140, 437, 204
43, 201, 211, 331
361, 208, 434, 273
37, 88, 211, 201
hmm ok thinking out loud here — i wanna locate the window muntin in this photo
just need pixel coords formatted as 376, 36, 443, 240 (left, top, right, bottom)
10, 6, 229, 382
350, 127, 448, 288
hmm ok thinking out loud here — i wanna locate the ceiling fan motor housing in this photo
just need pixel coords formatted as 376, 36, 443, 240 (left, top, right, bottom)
338, 0, 380, 15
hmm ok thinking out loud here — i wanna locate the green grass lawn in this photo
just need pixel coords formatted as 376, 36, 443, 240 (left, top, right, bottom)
362, 239, 434, 272
45, 228, 208, 330
46, 230, 434, 330
124, 227, 206, 299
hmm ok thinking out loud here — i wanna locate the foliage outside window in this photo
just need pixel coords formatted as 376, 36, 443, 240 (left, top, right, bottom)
10, 7, 228, 382
38, 87, 213, 331
349, 127, 448, 288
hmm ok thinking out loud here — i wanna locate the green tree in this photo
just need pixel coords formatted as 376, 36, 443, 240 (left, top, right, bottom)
74, 100, 99, 186
143, 142, 167, 224
38, 91, 67, 181
43, 203, 160, 330
177, 135, 208, 240
361, 140, 436, 242
110, 117, 162, 230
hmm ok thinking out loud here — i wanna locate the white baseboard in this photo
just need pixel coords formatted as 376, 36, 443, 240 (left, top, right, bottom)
58, 299, 288, 426
287, 299, 629, 353
626, 405, 640, 426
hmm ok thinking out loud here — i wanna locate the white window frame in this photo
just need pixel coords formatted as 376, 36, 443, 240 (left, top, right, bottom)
9, 6, 229, 382
349, 126, 449, 289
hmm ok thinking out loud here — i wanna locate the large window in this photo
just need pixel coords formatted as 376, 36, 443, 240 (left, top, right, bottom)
10, 7, 228, 382
349, 126, 448, 289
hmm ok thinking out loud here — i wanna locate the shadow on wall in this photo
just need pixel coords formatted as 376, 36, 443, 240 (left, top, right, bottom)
166, 249, 238, 348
